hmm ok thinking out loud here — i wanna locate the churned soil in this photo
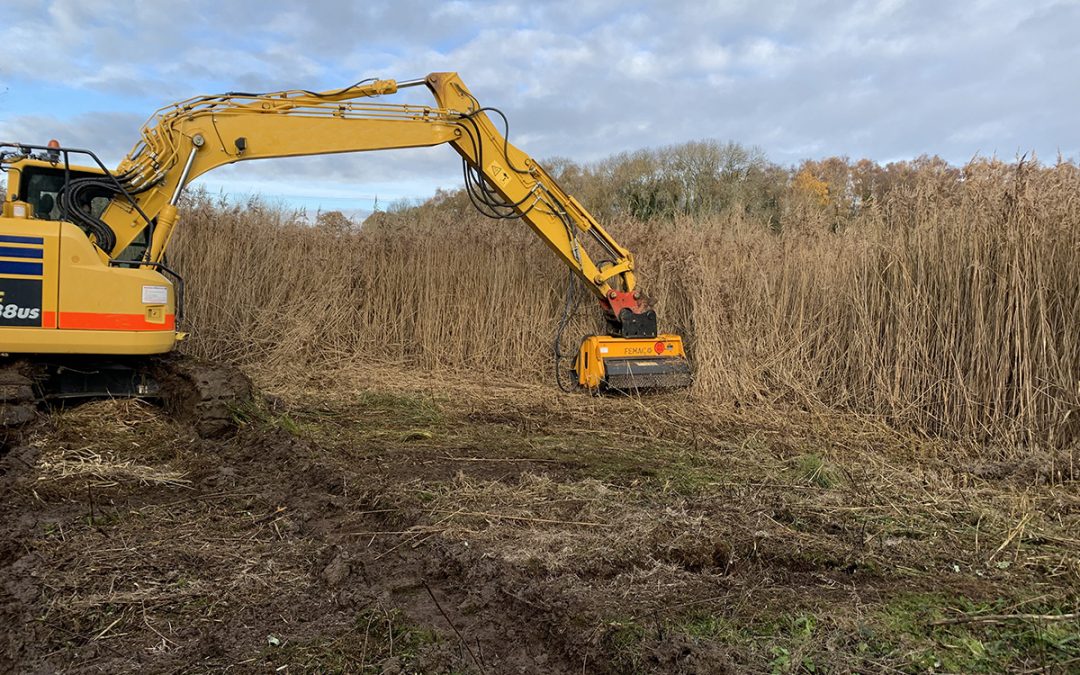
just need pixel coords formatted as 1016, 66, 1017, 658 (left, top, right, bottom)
2, 364, 1078, 673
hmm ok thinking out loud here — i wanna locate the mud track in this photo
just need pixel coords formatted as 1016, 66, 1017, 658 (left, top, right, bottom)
1, 368, 1078, 673
0, 402, 636, 673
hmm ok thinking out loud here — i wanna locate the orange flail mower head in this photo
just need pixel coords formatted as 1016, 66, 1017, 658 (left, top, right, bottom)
575, 334, 692, 391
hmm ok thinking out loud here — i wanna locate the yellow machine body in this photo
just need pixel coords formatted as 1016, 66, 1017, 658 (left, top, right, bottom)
577, 334, 691, 391
0, 160, 177, 355
0, 213, 177, 355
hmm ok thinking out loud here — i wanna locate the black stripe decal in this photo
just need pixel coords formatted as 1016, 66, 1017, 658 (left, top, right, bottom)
0, 235, 44, 245
0, 246, 43, 259
0, 261, 43, 276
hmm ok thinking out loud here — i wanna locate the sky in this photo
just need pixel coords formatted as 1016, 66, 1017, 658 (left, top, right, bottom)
1, 0, 1077, 218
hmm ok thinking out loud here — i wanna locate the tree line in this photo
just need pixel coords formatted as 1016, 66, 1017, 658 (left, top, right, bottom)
364, 140, 1064, 233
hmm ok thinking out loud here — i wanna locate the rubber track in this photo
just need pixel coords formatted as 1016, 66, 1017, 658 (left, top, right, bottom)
150, 356, 254, 438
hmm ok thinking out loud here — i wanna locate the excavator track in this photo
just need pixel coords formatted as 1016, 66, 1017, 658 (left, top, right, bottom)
0, 355, 253, 441
149, 356, 254, 437
0, 362, 38, 439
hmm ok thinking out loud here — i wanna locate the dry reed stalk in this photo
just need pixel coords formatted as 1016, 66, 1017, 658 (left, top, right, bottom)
170, 159, 1080, 453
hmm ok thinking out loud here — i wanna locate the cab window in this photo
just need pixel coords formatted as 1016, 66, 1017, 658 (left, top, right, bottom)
21, 167, 108, 221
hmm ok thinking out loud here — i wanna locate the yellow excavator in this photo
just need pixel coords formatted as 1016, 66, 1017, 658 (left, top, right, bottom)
0, 72, 690, 427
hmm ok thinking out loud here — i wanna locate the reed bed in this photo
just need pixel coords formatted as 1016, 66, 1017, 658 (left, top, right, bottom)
170, 159, 1080, 451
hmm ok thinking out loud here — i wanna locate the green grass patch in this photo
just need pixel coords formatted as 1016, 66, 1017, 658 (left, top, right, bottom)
271, 390, 447, 447
676, 611, 745, 641
349, 390, 445, 428
659, 597, 1080, 674
259, 608, 441, 672
231, 397, 312, 437
788, 453, 840, 488
602, 618, 649, 673
859, 592, 1080, 672
600, 610, 824, 674
521, 430, 723, 494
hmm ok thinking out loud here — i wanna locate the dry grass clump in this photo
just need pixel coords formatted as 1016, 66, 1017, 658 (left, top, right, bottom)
171, 159, 1080, 451
18, 399, 317, 666
403, 471, 754, 581
350, 371, 1080, 597
267, 362, 1078, 592
34, 400, 193, 489
36, 446, 191, 489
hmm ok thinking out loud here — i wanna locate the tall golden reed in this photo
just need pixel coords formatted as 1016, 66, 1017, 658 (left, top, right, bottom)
170, 160, 1079, 450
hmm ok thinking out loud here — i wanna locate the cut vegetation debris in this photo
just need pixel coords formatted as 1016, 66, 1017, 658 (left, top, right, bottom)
2, 366, 1077, 673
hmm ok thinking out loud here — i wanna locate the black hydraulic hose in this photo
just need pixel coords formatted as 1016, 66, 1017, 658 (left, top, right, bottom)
467, 106, 531, 174
457, 118, 527, 219
58, 177, 120, 252
456, 113, 540, 219
226, 78, 379, 99
58, 172, 156, 254
450, 103, 591, 392
552, 206, 588, 393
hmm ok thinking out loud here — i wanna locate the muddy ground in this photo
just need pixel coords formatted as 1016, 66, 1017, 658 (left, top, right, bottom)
2, 365, 1078, 673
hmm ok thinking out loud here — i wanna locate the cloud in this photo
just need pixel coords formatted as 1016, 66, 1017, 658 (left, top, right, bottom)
2, 0, 1077, 211
0, 110, 143, 163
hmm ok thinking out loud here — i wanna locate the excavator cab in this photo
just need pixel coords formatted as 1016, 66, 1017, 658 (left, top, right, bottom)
0, 143, 179, 357
9, 161, 109, 223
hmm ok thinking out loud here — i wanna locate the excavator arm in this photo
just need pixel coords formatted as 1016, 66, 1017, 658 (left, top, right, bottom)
89, 72, 659, 340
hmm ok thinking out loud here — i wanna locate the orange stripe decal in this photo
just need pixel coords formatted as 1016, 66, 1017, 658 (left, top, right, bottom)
58, 312, 176, 331
41, 311, 56, 328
